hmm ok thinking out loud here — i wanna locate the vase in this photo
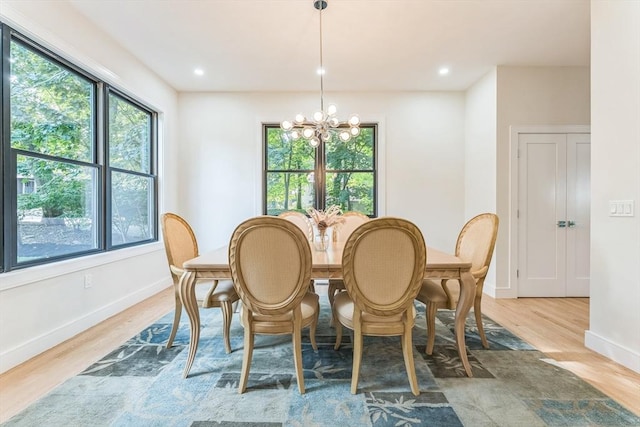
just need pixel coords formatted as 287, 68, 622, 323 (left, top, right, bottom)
313, 228, 330, 251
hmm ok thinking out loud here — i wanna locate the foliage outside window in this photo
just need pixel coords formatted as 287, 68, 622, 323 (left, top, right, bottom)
264, 124, 376, 216
108, 93, 155, 246
2, 25, 158, 271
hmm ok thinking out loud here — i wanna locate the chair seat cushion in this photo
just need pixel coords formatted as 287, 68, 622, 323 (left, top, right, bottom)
201, 280, 238, 307
333, 291, 415, 328
416, 279, 448, 304
251, 292, 319, 323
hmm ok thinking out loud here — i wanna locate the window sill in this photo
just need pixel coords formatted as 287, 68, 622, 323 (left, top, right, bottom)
0, 242, 165, 292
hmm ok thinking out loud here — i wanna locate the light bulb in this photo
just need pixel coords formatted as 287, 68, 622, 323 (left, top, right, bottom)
339, 131, 351, 142
350, 126, 360, 137
321, 131, 331, 141
290, 130, 301, 140
327, 104, 337, 116
309, 136, 320, 147
313, 111, 325, 122
294, 113, 306, 124
281, 120, 293, 131
328, 117, 339, 128
302, 127, 315, 139
348, 115, 360, 126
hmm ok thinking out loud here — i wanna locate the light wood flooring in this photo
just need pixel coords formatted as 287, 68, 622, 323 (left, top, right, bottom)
1, 287, 639, 423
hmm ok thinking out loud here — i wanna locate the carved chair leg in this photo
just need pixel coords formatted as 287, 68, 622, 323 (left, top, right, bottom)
425, 302, 438, 355
167, 287, 182, 349
221, 301, 234, 354
474, 296, 489, 349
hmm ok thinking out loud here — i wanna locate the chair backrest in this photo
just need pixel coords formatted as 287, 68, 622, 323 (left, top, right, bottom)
229, 216, 312, 316
342, 217, 426, 317
333, 211, 370, 242
161, 212, 198, 284
456, 213, 499, 279
278, 211, 313, 242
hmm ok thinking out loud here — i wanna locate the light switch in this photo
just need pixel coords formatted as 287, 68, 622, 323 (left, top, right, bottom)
609, 200, 635, 217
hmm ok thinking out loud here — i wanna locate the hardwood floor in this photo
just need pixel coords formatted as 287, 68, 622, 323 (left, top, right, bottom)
0, 287, 639, 423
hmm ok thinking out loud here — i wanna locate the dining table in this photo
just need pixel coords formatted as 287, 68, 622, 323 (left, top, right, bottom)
178, 242, 476, 379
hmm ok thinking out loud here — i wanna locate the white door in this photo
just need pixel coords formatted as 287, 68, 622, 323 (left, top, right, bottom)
517, 133, 590, 297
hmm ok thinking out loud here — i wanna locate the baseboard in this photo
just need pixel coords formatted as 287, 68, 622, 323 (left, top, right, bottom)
0, 278, 171, 374
585, 330, 640, 374
483, 282, 518, 299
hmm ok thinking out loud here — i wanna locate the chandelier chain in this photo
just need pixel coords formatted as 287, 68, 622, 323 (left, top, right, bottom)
280, 0, 360, 147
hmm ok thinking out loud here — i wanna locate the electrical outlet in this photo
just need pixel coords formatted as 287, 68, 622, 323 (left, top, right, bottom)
84, 274, 93, 289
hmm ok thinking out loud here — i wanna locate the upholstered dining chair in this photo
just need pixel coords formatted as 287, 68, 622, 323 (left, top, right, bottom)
229, 216, 319, 394
278, 210, 316, 292
416, 213, 499, 354
160, 212, 239, 353
333, 217, 427, 396
327, 211, 370, 308
277, 211, 313, 242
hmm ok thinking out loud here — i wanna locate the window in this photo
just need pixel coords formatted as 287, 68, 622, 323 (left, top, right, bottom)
263, 124, 377, 216
1, 24, 158, 272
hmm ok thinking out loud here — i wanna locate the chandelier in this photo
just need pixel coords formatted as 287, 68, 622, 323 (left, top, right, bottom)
280, 0, 360, 148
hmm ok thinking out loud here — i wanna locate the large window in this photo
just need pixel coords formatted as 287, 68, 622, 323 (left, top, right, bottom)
1, 24, 158, 272
263, 124, 376, 216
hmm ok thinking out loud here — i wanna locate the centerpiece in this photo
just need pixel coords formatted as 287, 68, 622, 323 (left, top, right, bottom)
306, 205, 345, 251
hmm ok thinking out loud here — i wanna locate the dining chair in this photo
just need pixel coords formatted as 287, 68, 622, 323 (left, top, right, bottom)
277, 211, 314, 242
229, 216, 319, 394
327, 211, 370, 308
416, 213, 499, 354
333, 217, 427, 396
278, 210, 316, 292
160, 212, 239, 353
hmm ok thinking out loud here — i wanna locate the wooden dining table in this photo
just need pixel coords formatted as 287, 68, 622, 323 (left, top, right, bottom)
178, 243, 476, 379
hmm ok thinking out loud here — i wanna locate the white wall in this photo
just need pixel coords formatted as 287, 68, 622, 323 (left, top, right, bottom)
0, 1, 179, 373
465, 69, 498, 286
495, 66, 591, 297
178, 91, 466, 253
588, 0, 640, 373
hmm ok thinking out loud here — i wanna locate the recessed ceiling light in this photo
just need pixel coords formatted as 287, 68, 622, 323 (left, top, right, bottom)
194, 68, 205, 76
439, 67, 450, 76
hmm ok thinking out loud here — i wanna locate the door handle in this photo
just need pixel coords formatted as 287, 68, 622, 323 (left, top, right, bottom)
557, 220, 566, 228
568, 221, 576, 228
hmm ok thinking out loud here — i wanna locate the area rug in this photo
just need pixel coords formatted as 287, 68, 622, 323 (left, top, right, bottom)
4, 286, 639, 427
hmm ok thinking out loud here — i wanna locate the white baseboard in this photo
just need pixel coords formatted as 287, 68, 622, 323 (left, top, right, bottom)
585, 330, 640, 374
0, 279, 171, 374
483, 282, 518, 299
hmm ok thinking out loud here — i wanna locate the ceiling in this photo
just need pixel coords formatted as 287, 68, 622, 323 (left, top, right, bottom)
67, 0, 590, 93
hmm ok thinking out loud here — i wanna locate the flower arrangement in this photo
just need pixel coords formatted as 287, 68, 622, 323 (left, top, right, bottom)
306, 205, 345, 232
306, 205, 345, 250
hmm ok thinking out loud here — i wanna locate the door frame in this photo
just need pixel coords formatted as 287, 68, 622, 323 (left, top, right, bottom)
508, 125, 590, 297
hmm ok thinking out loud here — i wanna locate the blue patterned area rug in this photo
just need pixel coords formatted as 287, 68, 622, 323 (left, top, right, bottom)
4, 286, 639, 427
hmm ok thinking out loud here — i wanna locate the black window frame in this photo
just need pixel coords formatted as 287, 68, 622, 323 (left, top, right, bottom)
262, 123, 378, 216
0, 22, 158, 272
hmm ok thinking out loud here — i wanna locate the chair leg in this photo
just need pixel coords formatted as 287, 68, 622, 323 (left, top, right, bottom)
238, 322, 254, 394
310, 300, 319, 351
350, 326, 363, 395
425, 302, 438, 355
333, 310, 343, 350
292, 321, 305, 394
167, 287, 182, 349
221, 301, 234, 354
441, 279, 456, 310
328, 281, 337, 308
402, 325, 420, 396
474, 296, 489, 349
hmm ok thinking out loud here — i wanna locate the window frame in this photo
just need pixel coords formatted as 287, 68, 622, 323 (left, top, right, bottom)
262, 122, 378, 217
0, 22, 159, 272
